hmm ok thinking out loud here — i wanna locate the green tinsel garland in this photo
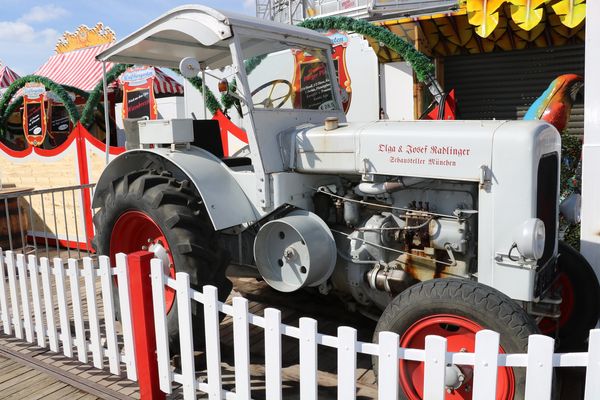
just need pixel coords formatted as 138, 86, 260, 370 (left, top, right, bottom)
0, 75, 80, 130
79, 63, 130, 129
299, 16, 434, 82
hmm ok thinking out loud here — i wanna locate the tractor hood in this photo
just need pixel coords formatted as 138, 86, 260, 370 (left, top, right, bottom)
290, 119, 560, 182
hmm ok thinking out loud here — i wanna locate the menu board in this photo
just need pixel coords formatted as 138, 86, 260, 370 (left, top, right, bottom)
125, 88, 152, 119
50, 105, 70, 134
26, 103, 44, 137
299, 61, 335, 110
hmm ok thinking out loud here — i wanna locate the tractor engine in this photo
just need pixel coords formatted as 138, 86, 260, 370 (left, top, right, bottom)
316, 178, 478, 310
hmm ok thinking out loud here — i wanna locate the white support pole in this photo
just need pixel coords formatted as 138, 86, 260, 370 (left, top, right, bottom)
102, 61, 111, 165
581, 0, 600, 284
202, 68, 207, 119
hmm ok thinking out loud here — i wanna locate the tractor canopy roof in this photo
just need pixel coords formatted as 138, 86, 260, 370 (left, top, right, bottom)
96, 5, 332, 70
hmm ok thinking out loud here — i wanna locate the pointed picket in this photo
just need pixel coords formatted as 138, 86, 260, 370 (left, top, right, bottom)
265, 308, 283, 400
472, 330, 500, 399
377, 331, 399, 400
176, 272, 196, 399
54, 257, 73, 357
299, 317, 318, 400
232, 296, 251, 400
0, 250, 12, 335
99, 256, 120, 376
524, 334, 555, 400
83, 257, 103, 369
338, 326, 357, 400
6, 251, 22, 339
423, 335, 447, 400
16, 254, 34, 343
116, 253, 137, 380
40, 257, 58, 352
203, 285, 223, 400
150, 259, 172, 394
68, 259, 88, 363
27, 255, 45, 348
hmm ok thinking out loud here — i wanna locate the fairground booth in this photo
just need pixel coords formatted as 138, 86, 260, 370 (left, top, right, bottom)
0, 24, 184, 249
252, 0, 585, 133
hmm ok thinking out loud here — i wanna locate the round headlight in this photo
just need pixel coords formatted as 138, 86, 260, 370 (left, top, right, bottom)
513, 218, 546, 260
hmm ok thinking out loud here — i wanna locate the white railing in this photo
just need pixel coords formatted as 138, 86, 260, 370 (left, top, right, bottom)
1, 248, 600, 399
147, 257, 600, 400
0, 250, 137, 380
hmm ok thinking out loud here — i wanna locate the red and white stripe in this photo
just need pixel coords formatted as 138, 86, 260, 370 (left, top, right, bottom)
34, 43, 115, 91
0, 64, 20, 88
153, 68, 184, 95
34, 43, 183, 95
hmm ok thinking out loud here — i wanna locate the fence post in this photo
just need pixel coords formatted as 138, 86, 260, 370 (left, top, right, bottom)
127, 251, 165, 400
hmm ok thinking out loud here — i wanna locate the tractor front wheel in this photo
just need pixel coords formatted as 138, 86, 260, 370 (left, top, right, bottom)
373, 279, 540, 400
93, 170, 232, 352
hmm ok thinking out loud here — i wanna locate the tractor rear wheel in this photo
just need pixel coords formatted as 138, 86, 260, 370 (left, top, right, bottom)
93, 169, 232, 352
373, 279, 539, 400
539, 241, 600, 351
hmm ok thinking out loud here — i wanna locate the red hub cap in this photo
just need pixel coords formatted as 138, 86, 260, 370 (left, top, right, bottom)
539, 273, 575, 334
110, 211, 177, 313
399, 314, 515, 400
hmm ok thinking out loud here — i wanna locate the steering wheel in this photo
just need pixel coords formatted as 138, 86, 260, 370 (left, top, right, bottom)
251, 79, 293, 109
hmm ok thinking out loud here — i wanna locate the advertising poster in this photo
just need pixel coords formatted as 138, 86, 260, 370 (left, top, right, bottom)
22, 83, 47, 147
120, 66, 158, 120
292, 30, 352, 112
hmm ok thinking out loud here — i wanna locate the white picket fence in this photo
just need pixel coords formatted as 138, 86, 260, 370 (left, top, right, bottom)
2, 248, 600, 399
148, 257, 600, 400
0, 250, 137, 380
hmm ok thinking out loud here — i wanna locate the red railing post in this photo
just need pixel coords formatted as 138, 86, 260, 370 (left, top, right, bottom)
127, 251, 165, 400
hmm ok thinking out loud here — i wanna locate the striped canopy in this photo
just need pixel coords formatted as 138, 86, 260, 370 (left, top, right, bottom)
0, 63, 20, 89
34, 43, 183, 95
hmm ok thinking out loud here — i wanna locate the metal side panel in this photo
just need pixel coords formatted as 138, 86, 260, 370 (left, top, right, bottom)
93, 148, 259, 231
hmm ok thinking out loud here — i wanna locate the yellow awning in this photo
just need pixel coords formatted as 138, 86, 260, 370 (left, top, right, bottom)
374, 1, 584, 59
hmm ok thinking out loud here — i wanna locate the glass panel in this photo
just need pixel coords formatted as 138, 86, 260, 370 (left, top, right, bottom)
242, 40, 339, 111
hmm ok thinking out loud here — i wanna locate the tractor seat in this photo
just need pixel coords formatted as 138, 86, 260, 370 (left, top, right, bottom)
192, 119, 251, 167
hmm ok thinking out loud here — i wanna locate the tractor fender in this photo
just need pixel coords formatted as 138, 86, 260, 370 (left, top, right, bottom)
92, 147, 259, 231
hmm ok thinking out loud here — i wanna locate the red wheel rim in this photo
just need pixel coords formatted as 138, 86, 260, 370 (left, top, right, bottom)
399, 314, 515, 400
539, 273, 575, 334
110, 211, 176, 313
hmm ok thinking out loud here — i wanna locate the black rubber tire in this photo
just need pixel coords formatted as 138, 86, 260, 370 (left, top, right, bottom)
93, 169, 232, 353
552, 241, 600, 351
373, 279, 540, 400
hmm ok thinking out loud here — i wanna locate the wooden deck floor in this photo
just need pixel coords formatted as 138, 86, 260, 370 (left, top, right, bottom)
0, 352, 100, 399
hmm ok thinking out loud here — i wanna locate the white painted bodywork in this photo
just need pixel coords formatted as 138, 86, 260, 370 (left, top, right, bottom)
292, 119, 560, 300
379, 62, 415, 121
581, 0, 600, 284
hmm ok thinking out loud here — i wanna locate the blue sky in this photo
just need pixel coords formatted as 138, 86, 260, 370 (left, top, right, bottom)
0, 1, 254, 75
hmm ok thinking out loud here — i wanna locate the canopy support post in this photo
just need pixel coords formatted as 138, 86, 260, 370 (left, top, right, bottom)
102, 61, 111, 165
201, 68, 207, 119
